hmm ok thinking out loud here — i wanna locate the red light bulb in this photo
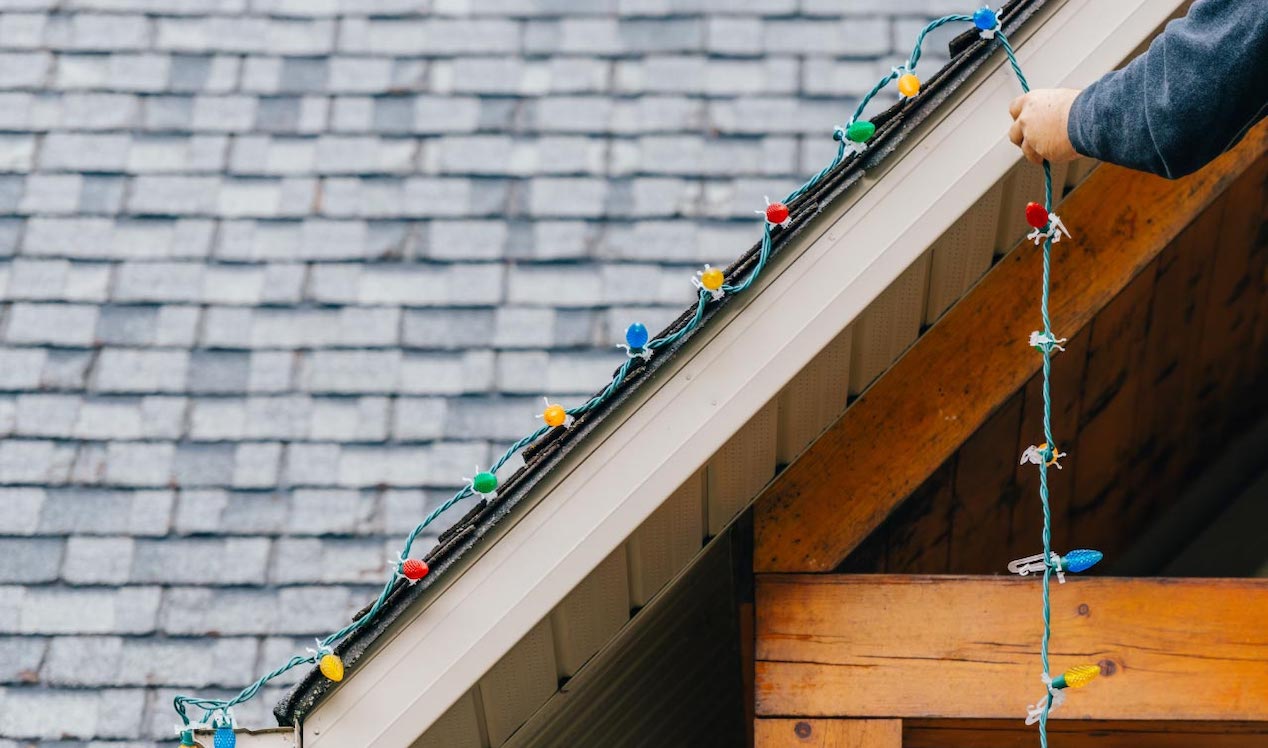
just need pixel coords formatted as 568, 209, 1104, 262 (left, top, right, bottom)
765, 202, 790, 225
1025, 202, 1049, 229
402, 558, 429, 582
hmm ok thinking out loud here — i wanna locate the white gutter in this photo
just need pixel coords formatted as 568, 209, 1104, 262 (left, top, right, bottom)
303, 1, 1181, 744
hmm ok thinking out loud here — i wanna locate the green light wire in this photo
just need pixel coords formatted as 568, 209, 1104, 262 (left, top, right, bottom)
173, 12, 1059, 740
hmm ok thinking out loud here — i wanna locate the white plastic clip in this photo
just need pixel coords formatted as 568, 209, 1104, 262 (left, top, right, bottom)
1008, 551, 1066, 584
1020, 443, 1067, 470
1028, 331, 1068, 353
616, 344, 654, 362
306, 638, 332, 661
1025, 673, 1065, 725
1027, 212, 1071, 245
616, 342, 653, 361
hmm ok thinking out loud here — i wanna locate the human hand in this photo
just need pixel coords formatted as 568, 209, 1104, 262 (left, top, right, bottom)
1008, 88, 1081, 164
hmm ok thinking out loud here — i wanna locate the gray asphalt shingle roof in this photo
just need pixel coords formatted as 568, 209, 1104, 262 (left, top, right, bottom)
0, 0, 960, 743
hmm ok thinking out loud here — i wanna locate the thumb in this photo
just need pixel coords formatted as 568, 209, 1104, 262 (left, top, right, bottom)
1009, 93, 1027, 120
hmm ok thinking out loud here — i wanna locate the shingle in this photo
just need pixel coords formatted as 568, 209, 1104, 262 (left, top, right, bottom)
127, 134, 228, 173
14, 394, 81, 437
0, 686, 143, 739
270, 537, 386, 584
0, 635, 45, 682
142, 94, 194, 130
0, 13, 46, 49
155, 305, 199, 346
392, 397, 446, 441
234, 441, 281, 487
0, 135, 35, 172
328, 57, 392, 93
127, 176, 219, 215
286, 488, 375, 534
0, 488, 44, 534
310, 396, 389, 441
19, 174, 80, 214
160, 585, 366, 636
187, 350, 251, 393
78, 175, 127, 214
132, 537, 271, 584
13, 586, 161, 635
203, 264, 264, 304
37, 489, 173, 536
0, 52, 51, 88
398, 350, 496, 395
63, 92, 140, 129
496, 350, 618, 394
301, 349, 400, 393
94, 306, 156, 346
428, 220, 508, 260
41, 349, 94, 390
0, 538, 63, 583
191, 95, 256, 132
171, 442, 235, 486
240, 55, 281, 93
0, 440, 74, 484
282, 442, 339, 486
61, 536, 135, 584
104, 442, 174, 486
247, 350, 293, 392
188, 398, 245, 440
402, 309, 496, 350
6, 303, 99, 346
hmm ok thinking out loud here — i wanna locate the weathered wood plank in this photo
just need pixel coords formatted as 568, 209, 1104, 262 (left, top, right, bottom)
1131, 205, 1222, 524
904, 719, 1268, 748
753, 122, 1268, 573
755, 719, 901, 748
948, 394, 1023, 573
1068, 266, 1154, 548
756, 575, 1268, 720
884, 460, 954, 574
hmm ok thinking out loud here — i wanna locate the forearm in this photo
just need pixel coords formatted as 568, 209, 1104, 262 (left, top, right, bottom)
1067, 0, 1268, 178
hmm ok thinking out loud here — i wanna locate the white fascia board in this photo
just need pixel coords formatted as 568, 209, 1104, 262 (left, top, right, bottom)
304, 1, 1181, 744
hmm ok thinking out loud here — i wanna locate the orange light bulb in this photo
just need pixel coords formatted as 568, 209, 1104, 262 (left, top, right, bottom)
897, 73, 921, 97
542, 403, 567, 427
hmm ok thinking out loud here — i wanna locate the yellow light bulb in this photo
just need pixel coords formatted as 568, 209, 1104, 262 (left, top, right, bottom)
1060, 664, 1100, 689
701, 267, 724, 291
898, 73, 921, 97
319, 652, 344, 682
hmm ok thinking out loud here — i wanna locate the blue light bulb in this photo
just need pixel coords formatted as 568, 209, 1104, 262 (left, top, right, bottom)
214, 726, 236, 748
973, 7, 998, 31
625, 322, 648, 350
1061, 549, 1103, 574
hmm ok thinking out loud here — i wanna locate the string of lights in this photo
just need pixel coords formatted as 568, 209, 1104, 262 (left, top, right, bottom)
173, 8, 1103, 746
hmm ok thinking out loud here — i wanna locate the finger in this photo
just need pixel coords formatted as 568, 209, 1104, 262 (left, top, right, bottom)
1009, 94, 1027, 120
1021, 141, 1042, 165
1008, 119, 1024, 146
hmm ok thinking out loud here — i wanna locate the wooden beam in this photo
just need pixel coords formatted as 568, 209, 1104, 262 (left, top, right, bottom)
755, 719, 901, 748
904, 719, 1268, 748
753, 120, 1268, 572
756, 575, 1268, 720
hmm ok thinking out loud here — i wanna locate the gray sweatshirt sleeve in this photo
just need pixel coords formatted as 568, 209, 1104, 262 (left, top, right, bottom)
1067, 0, 1268, 179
